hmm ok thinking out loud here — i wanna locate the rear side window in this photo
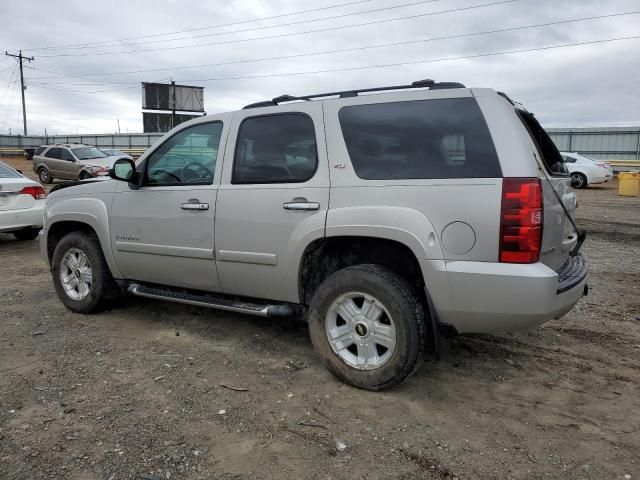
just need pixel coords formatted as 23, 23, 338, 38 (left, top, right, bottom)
34, 147, 46, 156
45, 148, 62, 159
232, 114, 318, 184
338, 98, 501, 180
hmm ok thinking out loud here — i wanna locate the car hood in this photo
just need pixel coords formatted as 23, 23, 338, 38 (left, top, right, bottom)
79, 158, 112, 169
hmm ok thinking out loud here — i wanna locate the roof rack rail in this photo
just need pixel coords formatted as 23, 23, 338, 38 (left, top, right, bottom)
243, 79, 466, 109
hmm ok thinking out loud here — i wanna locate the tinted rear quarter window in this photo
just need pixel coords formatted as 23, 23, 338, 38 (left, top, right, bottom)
338, 98, 501, 180
34, 147, 46, 156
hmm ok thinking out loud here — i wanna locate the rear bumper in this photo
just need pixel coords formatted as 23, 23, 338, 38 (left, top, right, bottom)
0, 203, 44, 233
590, 173, 613, 184
443, 254, 588, 333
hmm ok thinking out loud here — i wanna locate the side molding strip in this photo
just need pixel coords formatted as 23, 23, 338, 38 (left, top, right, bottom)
115, 241, 214, 260
216, 250, 277, 266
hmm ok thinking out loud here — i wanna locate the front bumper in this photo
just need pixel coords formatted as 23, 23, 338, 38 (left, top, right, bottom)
0, 203, 44, 233
443, 254, 588, 333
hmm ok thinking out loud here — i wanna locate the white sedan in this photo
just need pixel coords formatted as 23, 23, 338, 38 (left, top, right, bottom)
561, 152, 614, 189
0, 161, 46, 240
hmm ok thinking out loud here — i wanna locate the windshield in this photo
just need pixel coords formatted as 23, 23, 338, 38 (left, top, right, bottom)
0, 162, 21, 178
73, 147, 107, 160
102, 149, 119, 155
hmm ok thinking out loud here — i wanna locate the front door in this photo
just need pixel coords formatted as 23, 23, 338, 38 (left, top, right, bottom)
110, 120, 228, 291
215, 104, 329, 303
59, 148, 79, 179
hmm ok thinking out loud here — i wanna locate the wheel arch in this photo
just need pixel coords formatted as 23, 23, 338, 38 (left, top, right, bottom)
45, 202, 122, 278
298, 235, 429, 307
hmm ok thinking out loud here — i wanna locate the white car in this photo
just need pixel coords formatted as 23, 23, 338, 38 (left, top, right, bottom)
0, 161, 46, 240
561, 152, 614, 188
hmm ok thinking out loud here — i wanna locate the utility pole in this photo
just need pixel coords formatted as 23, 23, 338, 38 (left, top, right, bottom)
170, 79, 176, 130
5, 51, 34, 136
117, 118, 121, 134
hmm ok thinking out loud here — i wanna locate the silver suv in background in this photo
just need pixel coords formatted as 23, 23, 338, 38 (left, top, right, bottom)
39, 80, 588, 390
32, 144, 113, 183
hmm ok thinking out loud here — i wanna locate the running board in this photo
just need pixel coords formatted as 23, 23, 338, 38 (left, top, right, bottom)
127, 283, 293, 318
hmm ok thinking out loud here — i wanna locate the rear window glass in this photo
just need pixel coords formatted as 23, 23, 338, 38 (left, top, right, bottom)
0, 163, 20, 178
338, 98, 501, 180
517, 111, 567, 176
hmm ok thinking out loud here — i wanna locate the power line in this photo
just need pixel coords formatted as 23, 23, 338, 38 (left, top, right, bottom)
24, 0, 378, 51
32, 0, 448, 53
25, 10, 640, 85
35, 0, 517, 58
27, 34, 640, 93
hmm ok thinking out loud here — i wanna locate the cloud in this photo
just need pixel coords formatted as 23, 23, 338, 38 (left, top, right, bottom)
0, 0, 638, 134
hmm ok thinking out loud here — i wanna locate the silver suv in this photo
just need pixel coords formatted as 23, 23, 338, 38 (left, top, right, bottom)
32, 144, 112, 183
39, 80, 588, 390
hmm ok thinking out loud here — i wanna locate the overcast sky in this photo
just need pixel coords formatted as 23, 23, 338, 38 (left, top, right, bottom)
0, 0, 638, 135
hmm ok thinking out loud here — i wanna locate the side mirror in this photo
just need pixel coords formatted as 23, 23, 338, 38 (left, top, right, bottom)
109, 158, 136, 182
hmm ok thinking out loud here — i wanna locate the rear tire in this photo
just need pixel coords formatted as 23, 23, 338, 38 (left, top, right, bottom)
308, 264, 426, 391
51, 231, 120, 313
79, 171, 88, 180
38, 167, 52, 184
571, 172, 587, 189
13, 227, 40, 241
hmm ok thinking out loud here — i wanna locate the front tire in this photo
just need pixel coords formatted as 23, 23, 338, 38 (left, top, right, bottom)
51, 231, 119, 313
308, 264, 426, 391
13, 227, 40, 241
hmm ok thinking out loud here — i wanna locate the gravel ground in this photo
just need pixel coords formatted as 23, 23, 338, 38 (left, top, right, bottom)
1, 156, 639, 479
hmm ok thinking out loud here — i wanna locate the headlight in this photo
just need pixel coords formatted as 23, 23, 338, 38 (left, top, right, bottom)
85, 166, 109, 176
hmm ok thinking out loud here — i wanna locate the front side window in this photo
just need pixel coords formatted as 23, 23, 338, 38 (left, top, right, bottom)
61, 149, 75, 161
145, 122, 223, 186
338, 98, 501, 180
72, 147, 106, 161
232, 114, 317, 184
45, 148, 62, 159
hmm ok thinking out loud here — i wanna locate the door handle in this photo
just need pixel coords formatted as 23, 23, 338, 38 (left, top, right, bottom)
283, 198, 320, 211
181, 199, 209, 211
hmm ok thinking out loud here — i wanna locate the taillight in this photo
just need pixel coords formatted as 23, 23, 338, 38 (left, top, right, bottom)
20, 186, 47, 200
500, 178, 543, 263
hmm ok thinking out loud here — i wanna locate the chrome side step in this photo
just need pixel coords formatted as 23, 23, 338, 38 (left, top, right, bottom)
127, 283, 293, 318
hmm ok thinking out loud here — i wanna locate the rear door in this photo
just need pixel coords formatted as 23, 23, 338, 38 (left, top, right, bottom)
43, 147, 65, 176
214, 103, 329, 303
517, 110, 577, 272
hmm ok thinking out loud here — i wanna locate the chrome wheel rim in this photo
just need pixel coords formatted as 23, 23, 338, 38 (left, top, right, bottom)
325, 291, 396, 370
39, 169, 49, 182
59, 248, 92, 301
571, 173, 585, 188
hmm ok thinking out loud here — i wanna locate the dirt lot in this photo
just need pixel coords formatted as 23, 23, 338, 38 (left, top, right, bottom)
1, 156, 639, 479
